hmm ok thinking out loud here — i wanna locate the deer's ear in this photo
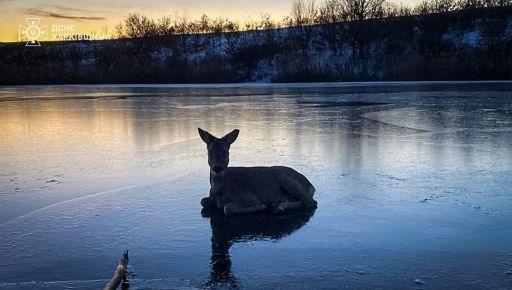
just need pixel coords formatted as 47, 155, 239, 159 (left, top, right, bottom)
222, 129, 239, 145
198, 128, 216, 145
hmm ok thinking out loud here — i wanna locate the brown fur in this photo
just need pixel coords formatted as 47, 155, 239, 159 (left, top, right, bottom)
198, 128, 317, 216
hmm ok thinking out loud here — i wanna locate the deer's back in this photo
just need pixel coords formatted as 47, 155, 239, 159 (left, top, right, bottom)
223, 166, 314, 204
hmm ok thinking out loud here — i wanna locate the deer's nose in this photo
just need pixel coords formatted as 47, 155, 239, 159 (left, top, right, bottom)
212, 166, 224, 173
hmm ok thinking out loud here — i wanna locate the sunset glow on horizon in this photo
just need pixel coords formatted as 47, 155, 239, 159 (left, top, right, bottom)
0, 0, 421, 42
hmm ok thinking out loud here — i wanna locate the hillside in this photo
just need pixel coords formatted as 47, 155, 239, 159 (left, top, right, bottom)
1, 7, 511, 85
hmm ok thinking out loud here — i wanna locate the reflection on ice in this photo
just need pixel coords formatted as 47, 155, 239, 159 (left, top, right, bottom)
203, 210, 315, 288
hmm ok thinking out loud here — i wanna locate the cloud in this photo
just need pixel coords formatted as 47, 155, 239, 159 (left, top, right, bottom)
23, 7, 106, 21
49, 4, 105, 14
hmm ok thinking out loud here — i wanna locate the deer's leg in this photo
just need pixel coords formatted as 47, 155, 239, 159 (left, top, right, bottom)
223, 202, 267, 216
271, 201, 304, 214
278, 176, 317, 208
201, 196, 215, 210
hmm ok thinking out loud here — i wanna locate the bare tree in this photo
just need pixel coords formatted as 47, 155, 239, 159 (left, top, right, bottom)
455, 0, 482, 9
318, 0, 346, 23
383, 2, 412, 17
335, 0, 385, 75
291, 0, 319, 26
259, 13, 278, 52
290, 0, 319, 51
172, 12, 191, 53
122, 13, 158, 38
115, 21, 126, 38
198, 14, 211, 33
224, 20, 239, 32
156, 16, 174, 35
340, 0, 385, 21
481, 0, 512, 6
317, 0, 346, 53
174, 12, 190, 34
414, 0, 433, 13
414, 0, 455, 13
432, 0, 456, 12
211, 17, 225, 33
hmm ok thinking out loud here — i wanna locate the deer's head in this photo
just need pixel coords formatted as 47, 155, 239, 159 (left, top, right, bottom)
198, 128, 239, 175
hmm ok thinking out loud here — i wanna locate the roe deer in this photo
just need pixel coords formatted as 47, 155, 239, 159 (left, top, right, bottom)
198, 128, 317, 216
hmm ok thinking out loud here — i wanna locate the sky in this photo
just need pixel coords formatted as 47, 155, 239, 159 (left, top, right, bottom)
0, 0, 420, 42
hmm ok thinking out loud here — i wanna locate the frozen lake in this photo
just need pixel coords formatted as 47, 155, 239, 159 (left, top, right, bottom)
0, 82, 511, 289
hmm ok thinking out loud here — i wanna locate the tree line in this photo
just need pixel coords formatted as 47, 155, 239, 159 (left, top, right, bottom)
115, 0, 512, 38
1, 3, 511, 84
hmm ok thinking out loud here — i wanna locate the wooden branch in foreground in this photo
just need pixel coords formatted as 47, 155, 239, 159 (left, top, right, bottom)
103, 250, 129, 290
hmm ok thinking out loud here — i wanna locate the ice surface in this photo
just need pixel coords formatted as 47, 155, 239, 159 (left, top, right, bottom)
0, 82, 511, 289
